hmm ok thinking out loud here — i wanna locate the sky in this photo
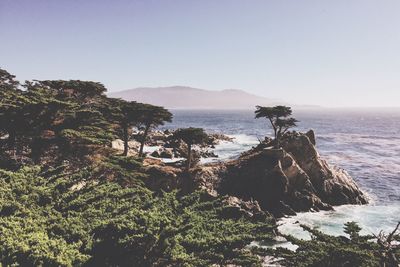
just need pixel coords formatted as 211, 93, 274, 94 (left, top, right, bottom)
1, 0, 400, 107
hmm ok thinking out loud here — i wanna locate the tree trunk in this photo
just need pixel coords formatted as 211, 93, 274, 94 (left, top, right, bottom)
123, 124, 129, 156
268, 118, 277, 140
31, 137, 42, 164
186, 143, 192, 171
276, 127, 282, 148
7, 130, 17, 160
139, 124, 150, 157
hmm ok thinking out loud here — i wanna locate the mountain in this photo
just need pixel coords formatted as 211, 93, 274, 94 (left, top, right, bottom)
109, 86, 283, 109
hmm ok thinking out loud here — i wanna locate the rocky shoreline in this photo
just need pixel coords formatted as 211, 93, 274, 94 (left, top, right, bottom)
113, 129, 368, 218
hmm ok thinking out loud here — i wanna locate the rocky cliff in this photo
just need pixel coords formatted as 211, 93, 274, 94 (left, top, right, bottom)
142, 130, 368, 217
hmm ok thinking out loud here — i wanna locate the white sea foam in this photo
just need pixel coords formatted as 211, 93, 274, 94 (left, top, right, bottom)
278, 204, 400, 239
201, 134, 259, 163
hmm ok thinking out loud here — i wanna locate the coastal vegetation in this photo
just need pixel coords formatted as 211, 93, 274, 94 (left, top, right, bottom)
0, 68, 399, 266
269, 222, 400, 267
111, 100, 172, 156
0, 68, 275, 266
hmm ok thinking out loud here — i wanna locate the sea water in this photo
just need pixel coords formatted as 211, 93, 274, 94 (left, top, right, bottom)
163, 108, 400, 237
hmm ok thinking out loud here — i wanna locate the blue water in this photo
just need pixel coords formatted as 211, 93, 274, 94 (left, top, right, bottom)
163, 109, 400, 236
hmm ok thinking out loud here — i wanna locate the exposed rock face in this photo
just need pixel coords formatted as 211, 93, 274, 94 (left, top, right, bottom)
221, 196, 272, 220
142, 158, 182, 192
281, 131, 368, 206
142, 130, 368, 217
215, 130, 368, 216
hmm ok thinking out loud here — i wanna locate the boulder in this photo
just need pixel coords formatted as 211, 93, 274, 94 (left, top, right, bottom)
111, 139, 125, 151
111, 139, 140, 154
220, 196, 271, 220
151, 148, 174, 159
209, 133, 234, 145
160, 148, 174, 159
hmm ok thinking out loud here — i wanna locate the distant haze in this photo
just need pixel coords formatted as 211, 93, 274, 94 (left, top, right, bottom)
109, 86, 285, 109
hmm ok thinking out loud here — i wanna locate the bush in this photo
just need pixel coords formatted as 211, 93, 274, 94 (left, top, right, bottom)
0, 163, 275, 266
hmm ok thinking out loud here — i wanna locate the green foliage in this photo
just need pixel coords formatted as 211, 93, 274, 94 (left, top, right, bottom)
95, 155, 148, 185
33, 80, 107, 101
172, 127, 209, 147
0, 71, 118, 164
0, 68, 176, 165
135, 104, 173, 157
255, 105, 298, 146
0, 163, 275, 266
344, 221, 362, 241
0, 68, 19, 90
271, 223, 400, 267
172, 127, 211, 170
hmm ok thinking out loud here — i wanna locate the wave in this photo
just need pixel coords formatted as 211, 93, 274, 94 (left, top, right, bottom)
278, 204, 400, 239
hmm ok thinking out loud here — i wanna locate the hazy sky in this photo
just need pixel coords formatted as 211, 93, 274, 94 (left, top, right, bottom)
1, 0, 400, 107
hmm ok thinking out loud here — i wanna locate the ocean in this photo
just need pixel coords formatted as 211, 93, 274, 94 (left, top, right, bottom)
162, 108, 400, 238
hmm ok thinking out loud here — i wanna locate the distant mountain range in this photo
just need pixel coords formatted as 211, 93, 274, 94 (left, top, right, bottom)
109, 86, 285, 109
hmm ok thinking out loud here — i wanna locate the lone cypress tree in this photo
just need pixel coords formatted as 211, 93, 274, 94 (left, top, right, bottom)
255, 105, 298, 147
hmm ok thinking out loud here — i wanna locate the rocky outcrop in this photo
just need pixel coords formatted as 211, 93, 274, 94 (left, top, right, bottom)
194, 130, 368, 217
142, 130, 368, 217
281, 130, 367, 206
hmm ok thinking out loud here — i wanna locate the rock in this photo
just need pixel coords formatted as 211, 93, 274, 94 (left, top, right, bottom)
306, 129, 316, 145
111, 139, 124, 151
160, 148, 173, 159
150, 150, 161, 158
281, 132, 368, 206
151, 148, 174, 159
209, 133, 234, 145
193, 130, 367, 217
143, 159, 182, 192
199, 150, 218, 158
218, 148, 304, 216
220, 196, 268, 219
111, 139, 140, 154
190, 164, 226, 196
